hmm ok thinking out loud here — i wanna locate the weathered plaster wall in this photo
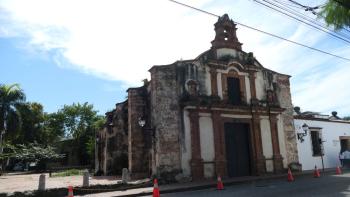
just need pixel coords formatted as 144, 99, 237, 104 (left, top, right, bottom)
276, 75, 299, 165
199, 113, 215, 178
216, 48, 237, 59
217, 73, 223, 99
196, 64, 209, 96
260, 116, 273, 172
181, 110, 192, 177
278, 114, 288, 168
255, 71, 265, 100
245, 75, 251, 104
150, 66, 182, 178
204, 66, 212, 96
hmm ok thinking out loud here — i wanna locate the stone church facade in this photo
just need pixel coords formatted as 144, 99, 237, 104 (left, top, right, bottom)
96, 14, 299, 181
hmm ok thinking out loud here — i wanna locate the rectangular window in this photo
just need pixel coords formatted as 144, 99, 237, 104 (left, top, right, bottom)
311, 130, 323, 156
227, 77, 241, 105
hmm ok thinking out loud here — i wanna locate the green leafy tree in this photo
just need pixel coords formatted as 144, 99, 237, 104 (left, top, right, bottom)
0, 84, 25, 159
0, 142, 64, 170
13, 102, 45, 144
319, 0, 350, 29
53, 103, 102, 165
44, 112, 66, 142
1, 101, 62, 147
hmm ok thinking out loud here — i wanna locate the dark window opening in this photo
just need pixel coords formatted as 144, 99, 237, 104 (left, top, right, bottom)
341, 139, 349, 153
227, 77, 241, 105
311, 130, 323, 156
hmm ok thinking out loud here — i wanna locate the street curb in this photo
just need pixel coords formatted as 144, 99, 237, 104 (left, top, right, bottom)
111, 168, 347, 197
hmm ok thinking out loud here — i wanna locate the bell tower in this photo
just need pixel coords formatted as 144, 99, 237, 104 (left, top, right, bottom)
211, 14, 242, 50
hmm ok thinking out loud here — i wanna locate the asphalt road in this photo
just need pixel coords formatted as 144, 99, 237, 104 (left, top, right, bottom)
148, 172, 350, 197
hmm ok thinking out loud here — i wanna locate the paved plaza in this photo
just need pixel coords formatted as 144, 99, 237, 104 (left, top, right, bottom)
0, 173, 119, 194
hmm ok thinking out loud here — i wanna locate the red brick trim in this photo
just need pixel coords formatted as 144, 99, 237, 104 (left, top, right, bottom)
212, 111, 226, 177
189, 110, 204, 180
251, 114, 266, 175
248, 71, 257, 99
269, 114, 283, 173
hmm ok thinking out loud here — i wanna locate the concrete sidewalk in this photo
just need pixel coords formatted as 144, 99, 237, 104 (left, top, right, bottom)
78, 168, 342, 197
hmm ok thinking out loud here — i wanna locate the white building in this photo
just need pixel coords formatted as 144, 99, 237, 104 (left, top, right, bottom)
294, 109, 350, 171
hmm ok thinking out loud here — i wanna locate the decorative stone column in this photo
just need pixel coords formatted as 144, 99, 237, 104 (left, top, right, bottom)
212, 111, 226, 177
270, 114, 284, 173
210, 68, 218, 97
252, 114, 266, 175
189, 110, 204, 180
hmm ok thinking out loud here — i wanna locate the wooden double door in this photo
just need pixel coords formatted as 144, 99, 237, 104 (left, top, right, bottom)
224, 122, 252, 177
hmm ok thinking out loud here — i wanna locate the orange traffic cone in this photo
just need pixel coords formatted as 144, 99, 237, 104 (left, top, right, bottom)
287, 168, 294, 182
153, 178, 160, 197
217, 176, 224, 190
314, 166, 320, 178
336, 166, 342, 175
67, 186, 74, 197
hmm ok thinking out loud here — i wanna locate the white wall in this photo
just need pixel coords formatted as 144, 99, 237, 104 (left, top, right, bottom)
295, 119, 350, 171
217, 73, 223, 99
260, 116, 273, 172
199, 113, 215, 178
278, 115, 288, 168
245, 76, 251, 104
255, 71, 265, 100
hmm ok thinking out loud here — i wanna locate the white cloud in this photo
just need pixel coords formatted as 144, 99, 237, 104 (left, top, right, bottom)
0, 0, 350, 115
0, 0, 219, 85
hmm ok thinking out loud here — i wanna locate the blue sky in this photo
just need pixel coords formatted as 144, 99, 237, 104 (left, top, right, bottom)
0, 0, 350, 116
0, 37, 126, 114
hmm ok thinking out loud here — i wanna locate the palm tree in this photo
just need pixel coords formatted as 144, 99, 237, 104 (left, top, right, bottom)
0, 84, 26, 157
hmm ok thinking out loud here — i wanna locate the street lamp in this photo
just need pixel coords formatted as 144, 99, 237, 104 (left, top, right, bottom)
138, 117, 146, 128
137, 116, 155, 176
297, 123, 309, 142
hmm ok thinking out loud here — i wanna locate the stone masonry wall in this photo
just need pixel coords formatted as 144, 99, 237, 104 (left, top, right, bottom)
106, 103, 128, 175
98, 102, 129, 175
128, 88, 149, 175
276, 75, 299, 165
150, 65, 182, 179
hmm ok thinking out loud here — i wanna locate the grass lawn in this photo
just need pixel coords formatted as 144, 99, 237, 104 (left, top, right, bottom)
51, 169, 85, 177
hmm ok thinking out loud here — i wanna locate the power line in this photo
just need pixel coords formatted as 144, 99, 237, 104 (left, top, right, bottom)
282, 0, 350, 35
273, 0, 350, 39
277, 0, 304, 9
287, 0, 322, 12
272, 0, 350, 36
253, 0, 350, 44
168, 0, 219, 18
168, 0, 350, 62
